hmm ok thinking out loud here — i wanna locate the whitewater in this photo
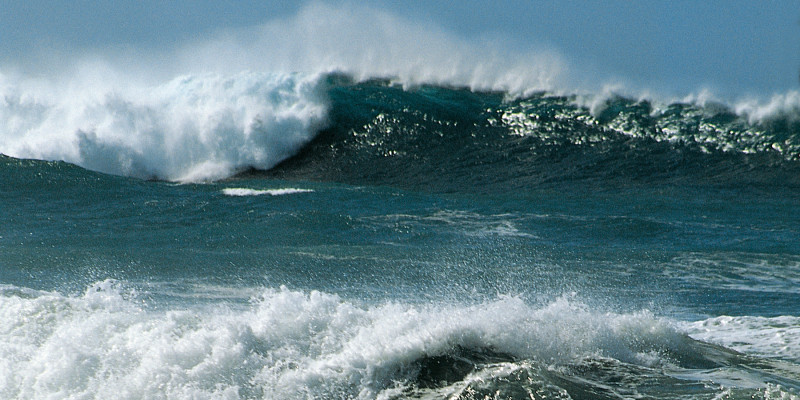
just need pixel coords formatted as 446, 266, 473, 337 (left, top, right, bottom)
2, 3, 800, 399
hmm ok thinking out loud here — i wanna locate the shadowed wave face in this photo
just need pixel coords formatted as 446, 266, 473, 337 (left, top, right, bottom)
261, 76, 800, 193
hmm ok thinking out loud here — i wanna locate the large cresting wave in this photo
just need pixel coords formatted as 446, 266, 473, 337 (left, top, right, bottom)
2, 71, 800, 187
1, 3, 799, 185
261, 77, 800, 191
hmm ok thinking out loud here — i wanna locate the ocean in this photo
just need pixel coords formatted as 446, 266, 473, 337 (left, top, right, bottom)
1, 71, 800, 399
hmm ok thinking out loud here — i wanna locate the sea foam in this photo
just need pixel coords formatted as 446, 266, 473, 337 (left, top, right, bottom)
0, 71, 328, 182
222, 188, 314, 197
682, 315, 800, 362
0, 283, 701, 399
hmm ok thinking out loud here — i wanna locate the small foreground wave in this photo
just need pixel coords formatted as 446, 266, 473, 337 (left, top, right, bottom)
2, 283, 799, 399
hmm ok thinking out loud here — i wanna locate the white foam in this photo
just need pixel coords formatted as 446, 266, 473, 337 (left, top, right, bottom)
0, 71, 328, 182
682, 315, 800, 362
222, 187, 313, 196
0, 284, 694, 399
572, 83, 800, 127
733, 90, 800, 125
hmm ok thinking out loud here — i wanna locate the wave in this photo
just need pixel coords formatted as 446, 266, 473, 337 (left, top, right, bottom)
2, 73, 799, 190
2, 282, 798, 399
262, 77, 800, 192
682, 315, 800, 362
1, 2, 799, 185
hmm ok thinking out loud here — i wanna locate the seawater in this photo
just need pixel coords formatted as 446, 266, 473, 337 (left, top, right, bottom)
2, 75, 800, 399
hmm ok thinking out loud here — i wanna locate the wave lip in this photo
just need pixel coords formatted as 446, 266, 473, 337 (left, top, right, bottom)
0, 71, 328, 182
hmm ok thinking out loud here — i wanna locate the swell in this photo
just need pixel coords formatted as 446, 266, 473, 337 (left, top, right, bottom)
262, 76, 800, 192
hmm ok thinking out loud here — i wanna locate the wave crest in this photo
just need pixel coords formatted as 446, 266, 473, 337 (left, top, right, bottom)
0, 71, 328, 182
2, 2, 798, 185
4, 283, 799, 399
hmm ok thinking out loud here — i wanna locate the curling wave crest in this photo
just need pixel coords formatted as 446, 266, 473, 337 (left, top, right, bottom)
0, 72, 328, 182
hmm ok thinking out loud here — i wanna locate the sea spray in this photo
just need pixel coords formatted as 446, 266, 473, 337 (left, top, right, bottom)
0, 71, 328, 182
0, 284, 742, 399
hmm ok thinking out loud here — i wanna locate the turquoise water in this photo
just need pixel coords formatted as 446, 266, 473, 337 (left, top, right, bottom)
2, 77, 800, 399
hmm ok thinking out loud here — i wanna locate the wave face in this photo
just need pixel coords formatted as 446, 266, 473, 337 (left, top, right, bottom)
3, 72, 799, 187
3, 283, 799, 400
263, 76, 800, 192
0, 72, 327, 182
1, 71, 799, 187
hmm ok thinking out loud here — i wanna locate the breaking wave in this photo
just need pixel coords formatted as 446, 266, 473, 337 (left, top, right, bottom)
3, 283, 798, 399
1, 3, 798, 185
2, 73, 799, 189
263, 78, 800, 192
0, 72, 327, 182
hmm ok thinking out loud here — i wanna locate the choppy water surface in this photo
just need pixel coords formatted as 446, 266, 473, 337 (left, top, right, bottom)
2, 76, 799, 399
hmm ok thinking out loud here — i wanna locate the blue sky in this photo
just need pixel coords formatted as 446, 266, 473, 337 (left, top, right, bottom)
1, 1, 798, 98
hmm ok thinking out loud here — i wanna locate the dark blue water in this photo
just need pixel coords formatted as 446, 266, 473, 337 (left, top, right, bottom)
1, 76, 799, 399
